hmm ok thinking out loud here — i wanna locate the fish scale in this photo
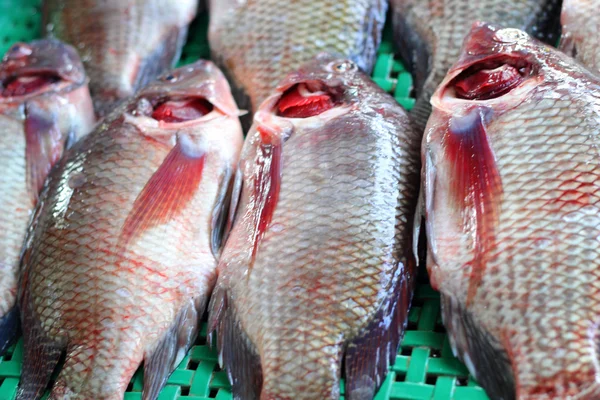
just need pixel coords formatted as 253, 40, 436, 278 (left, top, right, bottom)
391, 0, 562, 130
209, 0, 387, 114
208, 54, 420, 400
18, 61, 243, 400
0, 116, 30, 316
419, 23, 600, 399
0, 39, 95, 358
43, 0, 197, 117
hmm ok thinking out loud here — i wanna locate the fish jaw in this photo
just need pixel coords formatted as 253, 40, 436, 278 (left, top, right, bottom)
423, 23, 600, 398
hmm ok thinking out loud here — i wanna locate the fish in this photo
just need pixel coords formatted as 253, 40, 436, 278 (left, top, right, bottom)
207, 53, 421, 400
415, 22, 600, 399
391, 0, 563, 130
43, 0, 198, 117
208, 0, 388, 117
0, 39, 94, 356
560, 0, 600, 74
17, 60, 244, 400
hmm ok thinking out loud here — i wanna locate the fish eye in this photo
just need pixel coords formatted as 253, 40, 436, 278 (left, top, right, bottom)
329, 60, 357, 73
164, 74, 176, 82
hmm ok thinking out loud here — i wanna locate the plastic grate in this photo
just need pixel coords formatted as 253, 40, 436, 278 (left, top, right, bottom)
0, 3, 489, 400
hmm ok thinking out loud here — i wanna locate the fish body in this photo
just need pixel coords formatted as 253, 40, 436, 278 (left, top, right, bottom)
43, 0, 198, 116
17, 61, 243, 400
208, 53, 420, 400
560, 0, 600, 73
391, 0, 562, 129
0, 39, 94, 356
208, 0, 388, 115
417, 22, 600, 399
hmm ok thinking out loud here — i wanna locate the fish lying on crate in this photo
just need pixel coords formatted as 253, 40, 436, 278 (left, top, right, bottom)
17, 61, 243, 400
43, 0, 198, 117
560, 0, 600, 74
0, 39, 94, 356
208, 0, 388, 117
208, 53, 421, 400
415, 22, 600, 399
391, 0, 562, 130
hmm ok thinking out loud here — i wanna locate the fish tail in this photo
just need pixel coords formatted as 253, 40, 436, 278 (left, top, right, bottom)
208, 285, 263, 400
17, 291, 63, 400
440, 294, 515, 400
0, 306, 19, 356
48, 341, 140, 400
142, 297, 206, 400
344, 261, 415, 400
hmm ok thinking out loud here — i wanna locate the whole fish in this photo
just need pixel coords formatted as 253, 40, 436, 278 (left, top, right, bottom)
208, 53, 420, 400
17, 61, 243, 400
560, 0, 600, 73
391, 0, 562, 130
43, 0, 198, 117
0, 39, 94, 355
208, 0, 388, 116
416, 22, 600, 399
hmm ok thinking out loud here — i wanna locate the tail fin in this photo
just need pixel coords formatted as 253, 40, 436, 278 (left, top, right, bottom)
208, 285, 262, 400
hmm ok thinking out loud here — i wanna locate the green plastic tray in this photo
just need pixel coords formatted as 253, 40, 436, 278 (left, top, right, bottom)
0, 2, 489, 400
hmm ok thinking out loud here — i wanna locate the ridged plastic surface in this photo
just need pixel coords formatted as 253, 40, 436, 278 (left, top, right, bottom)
0, 2, 489, 399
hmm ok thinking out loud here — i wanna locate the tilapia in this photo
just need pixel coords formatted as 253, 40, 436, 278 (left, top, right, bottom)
208, 0, 388, 116
208, 53, 420, 400
17, 61, 243, 400
391, 0, 562, 130
0, 39, 94, 355
560, 0, 600, 73
43, 0, 198, 117
416, 22, 600, 399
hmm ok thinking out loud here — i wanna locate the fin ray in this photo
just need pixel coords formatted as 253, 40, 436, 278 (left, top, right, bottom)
119, 134, 206, 250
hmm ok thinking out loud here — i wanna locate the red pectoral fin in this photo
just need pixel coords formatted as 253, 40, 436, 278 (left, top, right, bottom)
249, 127, 283, 265
24, 102, 66, 202
119, 134, 205, 250
444, 109, 502, 303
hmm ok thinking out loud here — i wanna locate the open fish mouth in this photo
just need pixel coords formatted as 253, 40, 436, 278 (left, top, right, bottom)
0, 70, 62, 98
273, 79, 344, 118
444, 55, 534, 101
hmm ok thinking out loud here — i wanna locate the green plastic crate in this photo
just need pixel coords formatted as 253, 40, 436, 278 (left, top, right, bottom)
0, 3, 489, 400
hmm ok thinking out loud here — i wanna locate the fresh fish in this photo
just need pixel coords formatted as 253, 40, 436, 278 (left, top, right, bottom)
416, 22, 600, 399
391, 0, 562, 130
43, 0, 198, 117
560, 0, 600, 73
208, 53, 420, 400
17, 61, 243, 400
208, 0, 388, 116
0, 39, 94, 356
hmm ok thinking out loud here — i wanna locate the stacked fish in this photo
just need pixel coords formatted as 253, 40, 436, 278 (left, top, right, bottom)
0, 0, 597, 399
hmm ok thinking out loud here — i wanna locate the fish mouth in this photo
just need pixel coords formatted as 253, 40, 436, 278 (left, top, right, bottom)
0, 69, 63, 99
271, 80, 344, 119
150, 97, 214, 123
441, 55, 534, 102
134, 95, 218, 124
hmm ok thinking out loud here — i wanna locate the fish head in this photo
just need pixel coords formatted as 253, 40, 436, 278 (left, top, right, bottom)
0, 39, 86, 102
250, 53, 368, 140
122, 60, 243, 156
421, 22, 595, 295
135, 60, 241, 119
